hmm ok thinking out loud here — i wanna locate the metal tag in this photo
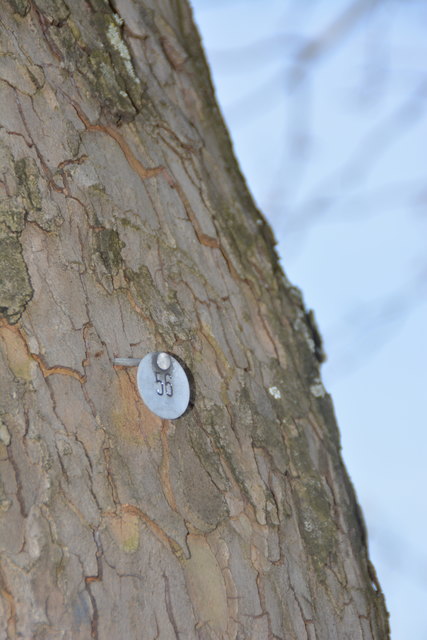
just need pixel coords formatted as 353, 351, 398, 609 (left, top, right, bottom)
137, 352, 190, 419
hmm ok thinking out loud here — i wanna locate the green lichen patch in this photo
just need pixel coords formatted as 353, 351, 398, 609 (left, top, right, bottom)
124, 262, 195, 343
282, 418, 339, 571
0, 151, 34, 322
12, 156, 63, 231
6, 0, 30, 16
0, 223, 33, 324
285, 425, 314, 478
15, 157, 42, 211
0, 200, 26, 234
94, 228, 124, 275
293, 475, 337, 572
124, 263, 154, 300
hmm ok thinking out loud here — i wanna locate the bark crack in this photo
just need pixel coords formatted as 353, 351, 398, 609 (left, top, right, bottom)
0, 581, 17, 640
163, 572, 181, 639
31, 352, 86, 383
84, 528, 103, 640
104, 503, 186, 561
159, 420, 178, 512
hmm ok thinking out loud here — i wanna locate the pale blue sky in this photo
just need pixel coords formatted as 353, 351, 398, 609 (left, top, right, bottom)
191, 1, 427, 638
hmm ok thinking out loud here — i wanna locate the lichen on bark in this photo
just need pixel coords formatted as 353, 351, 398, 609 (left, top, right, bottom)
0, 228, 33, 324
0, 148, 35, 323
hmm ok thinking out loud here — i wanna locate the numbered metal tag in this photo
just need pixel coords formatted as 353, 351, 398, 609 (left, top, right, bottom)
137, 352, 190, 419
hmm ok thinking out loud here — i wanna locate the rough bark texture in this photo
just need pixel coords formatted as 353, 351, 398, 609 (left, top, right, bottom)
0, 1, 389, 638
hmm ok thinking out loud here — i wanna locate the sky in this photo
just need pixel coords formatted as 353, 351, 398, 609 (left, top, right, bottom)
191, 1, 427, 638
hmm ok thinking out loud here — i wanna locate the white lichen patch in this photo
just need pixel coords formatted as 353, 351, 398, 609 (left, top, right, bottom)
113, 12, 124, 26
268, 386, 281, 400
293, 309, 315, 354
310, 382, 326, 398
0, 420, 11, 446
303, 518, 314, 532
106, 22, 140, 84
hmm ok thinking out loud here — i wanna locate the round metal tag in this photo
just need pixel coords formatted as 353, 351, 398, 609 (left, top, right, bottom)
137, 352, 190, 419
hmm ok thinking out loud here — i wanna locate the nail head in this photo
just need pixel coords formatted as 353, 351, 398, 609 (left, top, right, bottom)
156, 352, 171, 370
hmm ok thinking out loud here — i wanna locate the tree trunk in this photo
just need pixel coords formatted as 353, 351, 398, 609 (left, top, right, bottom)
0, 1, 389, 638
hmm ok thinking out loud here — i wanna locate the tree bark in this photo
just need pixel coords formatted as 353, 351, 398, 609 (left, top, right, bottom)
0, 1, 389, 638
